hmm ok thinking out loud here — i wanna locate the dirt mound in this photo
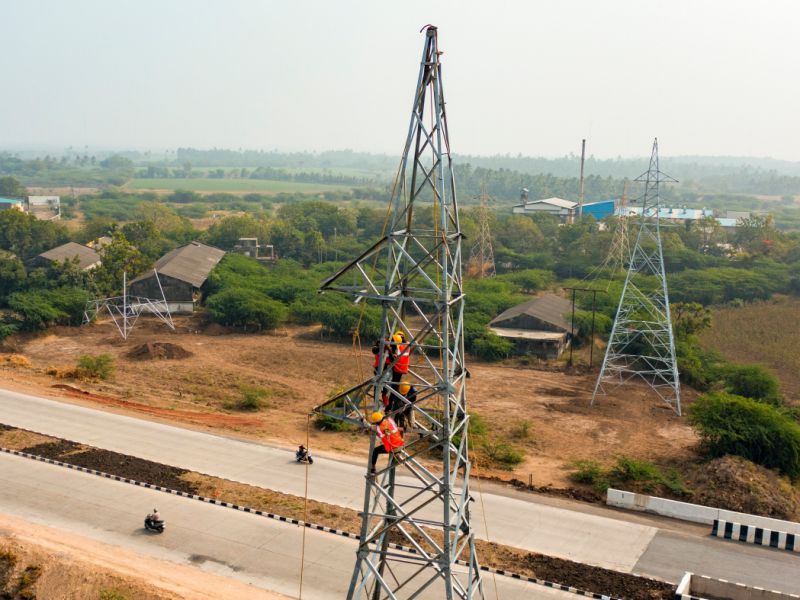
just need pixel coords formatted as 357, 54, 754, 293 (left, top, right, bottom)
686, 455, 800, 520
126, 342, 193, 361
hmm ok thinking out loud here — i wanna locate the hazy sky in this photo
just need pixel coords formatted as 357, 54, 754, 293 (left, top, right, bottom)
2, 0, 799, 159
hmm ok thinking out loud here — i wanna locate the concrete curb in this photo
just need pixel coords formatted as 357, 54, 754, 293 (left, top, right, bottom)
712, 519, 800, 553
608, 488, 800, 535
0, 445, 623, 599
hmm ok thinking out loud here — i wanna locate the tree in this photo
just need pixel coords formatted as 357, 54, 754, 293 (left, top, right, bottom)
671, 302, 712, 338
91, 231, 148, 296
495, 216, 545, 254
0, 176, 26, 197
0, 251, 25, 300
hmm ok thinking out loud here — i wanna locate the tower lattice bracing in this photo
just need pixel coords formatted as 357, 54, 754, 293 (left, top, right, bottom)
592, 139, 681, 415
468, 183, 495, 278
313, 27, 484, 600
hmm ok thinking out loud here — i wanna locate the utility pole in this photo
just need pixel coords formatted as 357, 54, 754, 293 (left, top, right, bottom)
578, 138, 586, 220
563, 286, 603, 368
313, 26, 484, 600
592, 139, 681, 415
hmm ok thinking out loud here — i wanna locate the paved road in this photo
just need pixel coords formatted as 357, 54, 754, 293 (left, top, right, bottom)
1, 388, 799, 591
0, 451, 576, 600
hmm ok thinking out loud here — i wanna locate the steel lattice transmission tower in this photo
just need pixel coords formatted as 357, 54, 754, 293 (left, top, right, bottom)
467, 184, 495, 279
313, 26, 484, 600
599, 182, 632, 283
592, 139, 682, 415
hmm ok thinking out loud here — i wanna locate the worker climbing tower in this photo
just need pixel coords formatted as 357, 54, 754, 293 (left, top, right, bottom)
592, 139, 682, 415
468, 183, 496, 279
313, 26, 484, 600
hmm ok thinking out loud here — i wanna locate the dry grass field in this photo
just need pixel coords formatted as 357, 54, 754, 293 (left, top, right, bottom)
701, 295, 800, 403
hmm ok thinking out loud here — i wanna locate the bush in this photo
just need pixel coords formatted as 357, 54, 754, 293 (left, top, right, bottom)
226, 385, 270, 411
481, 440, 524, 469
569, 460, 610, 491
719, 364, 782, 406
471, 333, 513, 361
6, 287, 90, 331
77, 354, 115, 380
569, 457, 687, 494
689, 392, 800, 479
206, 288, 288, 331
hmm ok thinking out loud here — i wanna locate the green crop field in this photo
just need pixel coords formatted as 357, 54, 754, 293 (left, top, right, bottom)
125, 178, 355, 194
701, 296, 800, 403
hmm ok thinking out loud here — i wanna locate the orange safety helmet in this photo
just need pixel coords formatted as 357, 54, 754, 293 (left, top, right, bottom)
399, 383, 411, 395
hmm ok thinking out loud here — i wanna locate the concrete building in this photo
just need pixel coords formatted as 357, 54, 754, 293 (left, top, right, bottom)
26, 196, 60, 220
581, 199, 616, 220
512, 197, 577, 223
621, 206, 739, 228
0, 197, 25, 212
128, 242, 225, 314
30, 242, 101, 271
232, 237, 275, 261
489, 293, 572, 359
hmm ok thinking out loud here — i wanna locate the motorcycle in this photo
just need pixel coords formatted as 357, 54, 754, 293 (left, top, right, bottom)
295, 448, 314, 465
144, 515, 165, 533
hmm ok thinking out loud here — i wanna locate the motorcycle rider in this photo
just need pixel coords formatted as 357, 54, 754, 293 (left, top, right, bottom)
296, 444, 310, 462
147, 508, 162, 525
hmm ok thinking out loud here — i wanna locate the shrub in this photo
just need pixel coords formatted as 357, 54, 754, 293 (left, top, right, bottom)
77, 354, 115, 380
569, 460, 609, 491
689, 392, 800, 479
569, 457, 687, 494
471, 333, 513, 361
206, 288, 288, 331
226, 385, 270, 411
481, 440, 524, 469
719, 364, 782, 406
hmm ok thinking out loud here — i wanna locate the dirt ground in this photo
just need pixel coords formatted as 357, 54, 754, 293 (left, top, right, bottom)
0, 316, 699, 488
0, 513, 289, 600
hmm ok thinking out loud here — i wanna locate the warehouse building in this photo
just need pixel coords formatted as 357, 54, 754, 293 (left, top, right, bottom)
30, 242, 101, 271
489, 293, 573, 359
128, 242, 225, 314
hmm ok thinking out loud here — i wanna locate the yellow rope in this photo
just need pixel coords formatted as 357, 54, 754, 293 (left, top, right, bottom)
298, 414, 311, 599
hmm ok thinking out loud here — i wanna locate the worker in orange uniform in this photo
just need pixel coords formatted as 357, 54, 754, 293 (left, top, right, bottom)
369, 411, 404, 475
389, 382, 417, 429
390, 331, 410, 389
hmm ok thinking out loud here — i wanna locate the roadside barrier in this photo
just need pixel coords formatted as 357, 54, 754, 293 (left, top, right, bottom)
607, 489, 800, 535
712, 519, 800, 554
0, 445, 623, 599
676, 571, 800, 600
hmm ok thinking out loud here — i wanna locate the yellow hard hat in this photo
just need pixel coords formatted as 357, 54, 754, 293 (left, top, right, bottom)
399, 383, 411, 395
394, 330, 405, 340
392, 334, 403, 343
370, 411, 384, 424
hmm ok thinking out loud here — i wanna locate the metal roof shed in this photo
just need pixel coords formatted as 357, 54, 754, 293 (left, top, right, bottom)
128, 242, 226, 314
32, 242, 101, 271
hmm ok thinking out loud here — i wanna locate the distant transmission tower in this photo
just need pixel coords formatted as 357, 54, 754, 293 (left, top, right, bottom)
313, 26, 484, 599
592, 139, 681, 415
468, 183, 495, 278
601, 181, 631, 283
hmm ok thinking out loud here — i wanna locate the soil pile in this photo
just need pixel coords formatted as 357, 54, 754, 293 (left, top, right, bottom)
686, 455, 800, 520
127, 342, 193, 361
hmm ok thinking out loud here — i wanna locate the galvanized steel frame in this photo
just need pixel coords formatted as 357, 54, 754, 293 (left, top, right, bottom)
592, 139, 682, 415
313, 26, 484, 600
